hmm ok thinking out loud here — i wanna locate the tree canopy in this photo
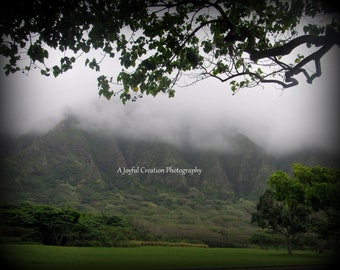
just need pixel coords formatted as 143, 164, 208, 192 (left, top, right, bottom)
252, 163, 340, 254
1, 0, 339, 103
0, 203, 145, 246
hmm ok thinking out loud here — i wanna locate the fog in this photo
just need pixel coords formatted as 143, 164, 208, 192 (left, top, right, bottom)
1, 46, 339, 156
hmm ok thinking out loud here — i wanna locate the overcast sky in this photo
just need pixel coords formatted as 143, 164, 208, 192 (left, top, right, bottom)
1, 44, 339, 156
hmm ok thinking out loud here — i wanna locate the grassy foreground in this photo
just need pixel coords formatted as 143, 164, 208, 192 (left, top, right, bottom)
0, 244, 336, 270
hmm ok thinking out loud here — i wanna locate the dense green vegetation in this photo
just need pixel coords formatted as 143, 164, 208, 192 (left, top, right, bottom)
0, 133, 339, 270
252, 164, 340, 254
1, 244, 336, 270
1, 120, 339, 250
0, 201, 262, 248
0, 203, 148, 247
0, 121, 278, 247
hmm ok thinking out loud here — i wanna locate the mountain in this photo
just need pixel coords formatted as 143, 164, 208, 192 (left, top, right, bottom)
0, 118, 269, 203
1, 117, 339, 246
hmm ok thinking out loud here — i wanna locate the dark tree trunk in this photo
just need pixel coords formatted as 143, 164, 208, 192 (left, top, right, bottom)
286, 236, 293, 255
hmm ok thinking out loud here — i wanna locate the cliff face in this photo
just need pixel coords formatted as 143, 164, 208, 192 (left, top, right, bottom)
1, 117, 338, 206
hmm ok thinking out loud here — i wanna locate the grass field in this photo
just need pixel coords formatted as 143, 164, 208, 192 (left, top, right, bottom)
0, 244, 336, 270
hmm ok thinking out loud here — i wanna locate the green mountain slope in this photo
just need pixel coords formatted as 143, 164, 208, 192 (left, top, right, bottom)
1, 117, 338, 246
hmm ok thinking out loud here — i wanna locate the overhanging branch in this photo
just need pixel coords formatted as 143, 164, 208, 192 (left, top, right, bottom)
250, 28, 340, 62
285, 41, 333, 85
249, 28, 340, 88
250, 35, 326, 62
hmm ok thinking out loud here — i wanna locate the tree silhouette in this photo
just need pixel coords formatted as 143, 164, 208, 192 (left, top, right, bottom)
1, 0, 339, 103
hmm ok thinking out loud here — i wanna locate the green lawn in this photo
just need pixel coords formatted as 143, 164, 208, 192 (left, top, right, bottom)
0, 244, 335, 270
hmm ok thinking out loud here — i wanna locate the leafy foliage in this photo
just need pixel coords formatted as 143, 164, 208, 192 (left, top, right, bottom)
0, 203, 80, 245
252, 164, 340, 254
0, 203, 146, 246
1, 1, 339, 103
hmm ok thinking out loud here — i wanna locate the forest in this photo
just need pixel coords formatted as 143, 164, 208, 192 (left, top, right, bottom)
1, 161, 339, 254
0, 203, 147, 247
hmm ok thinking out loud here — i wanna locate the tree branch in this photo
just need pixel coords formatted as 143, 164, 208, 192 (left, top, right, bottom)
208, 0, 234, 31
249, 32, 337, 62
250, 27, 340, 60
248, 28, 340, 88
285, 40, 333, 84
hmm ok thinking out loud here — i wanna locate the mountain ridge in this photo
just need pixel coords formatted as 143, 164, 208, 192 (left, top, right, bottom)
1, 117, 339, 246
1, 116, 338, 206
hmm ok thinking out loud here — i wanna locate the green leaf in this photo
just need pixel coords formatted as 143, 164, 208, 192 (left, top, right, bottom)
168, 89, 175, 98
52, 65, 61, 77
27, 43, 49, 63
235, 59, 243, 69
202, 41, 213, 54
88, 58, 100, 71
81, 43, 90, 53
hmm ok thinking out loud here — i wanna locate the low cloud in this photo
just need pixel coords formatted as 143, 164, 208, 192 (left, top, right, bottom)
1, 48, 339, 156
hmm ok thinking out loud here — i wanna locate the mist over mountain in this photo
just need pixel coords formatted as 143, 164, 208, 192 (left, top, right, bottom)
1, 115, 339, 246
1, 115, 338, 205
2, 60, 340, 158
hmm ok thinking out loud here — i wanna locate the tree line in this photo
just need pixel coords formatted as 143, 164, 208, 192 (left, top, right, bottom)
0, 203, 148, 246
1, 163, 339, 253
